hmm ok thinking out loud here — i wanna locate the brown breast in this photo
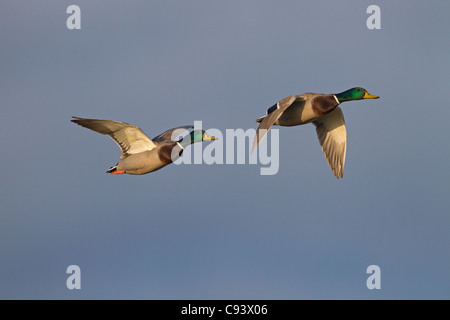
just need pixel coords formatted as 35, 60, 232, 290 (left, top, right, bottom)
157, 143, 183, 165
312, 95, 340, 116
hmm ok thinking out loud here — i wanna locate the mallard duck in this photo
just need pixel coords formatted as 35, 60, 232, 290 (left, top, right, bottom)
71, 117, 216, 175
252, 87, 379, 178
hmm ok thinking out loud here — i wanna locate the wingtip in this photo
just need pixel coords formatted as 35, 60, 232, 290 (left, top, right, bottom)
333, 169, 344, 179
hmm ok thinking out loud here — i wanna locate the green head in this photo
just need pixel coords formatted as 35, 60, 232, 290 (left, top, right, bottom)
335, 87, 379, 103
179, 130, 216, 148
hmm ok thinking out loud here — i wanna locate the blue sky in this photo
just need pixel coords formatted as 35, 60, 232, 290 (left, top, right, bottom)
1, 0, 449, 299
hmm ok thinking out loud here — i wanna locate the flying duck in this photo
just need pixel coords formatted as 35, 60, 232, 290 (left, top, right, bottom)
252, 87, 379, 178
71, 117, 216, 175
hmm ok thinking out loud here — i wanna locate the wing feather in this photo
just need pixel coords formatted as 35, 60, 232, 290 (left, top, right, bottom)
252, 95, 303, 153
313, 107, 347, 178
71, 117, 157, 159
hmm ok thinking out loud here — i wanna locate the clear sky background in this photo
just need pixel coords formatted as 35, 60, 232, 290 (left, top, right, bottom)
1, 0, 449, 299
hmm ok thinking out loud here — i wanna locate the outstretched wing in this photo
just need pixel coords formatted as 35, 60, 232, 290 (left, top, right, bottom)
313, 107, 347, 178
71, 117, 157, 159
152, 125, 194, 142
251, 95, 303, 153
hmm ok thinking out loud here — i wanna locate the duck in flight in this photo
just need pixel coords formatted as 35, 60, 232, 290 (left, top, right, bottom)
71, 117, 216, 175
252, 87, 379, 178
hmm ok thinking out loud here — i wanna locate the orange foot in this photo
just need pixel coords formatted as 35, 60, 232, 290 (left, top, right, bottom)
111, 170, 125, 175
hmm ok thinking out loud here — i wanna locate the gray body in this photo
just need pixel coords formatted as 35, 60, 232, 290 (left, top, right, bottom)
257, 93, 340, 127
116, 142, 184, 175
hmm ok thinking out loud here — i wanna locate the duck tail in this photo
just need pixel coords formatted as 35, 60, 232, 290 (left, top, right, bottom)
106, 164, 118, 174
